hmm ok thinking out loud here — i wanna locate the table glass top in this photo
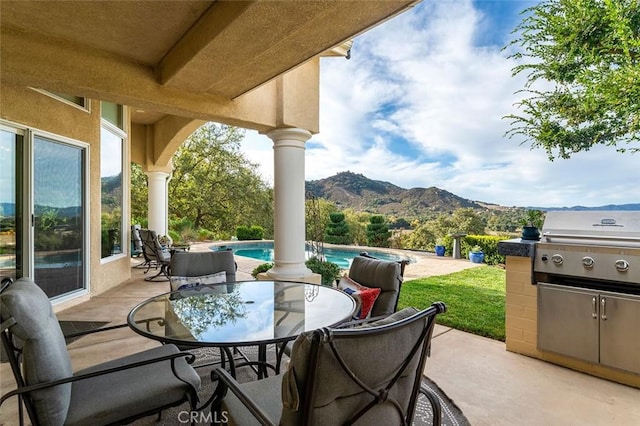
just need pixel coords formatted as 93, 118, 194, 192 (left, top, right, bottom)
127, 281, 356, 346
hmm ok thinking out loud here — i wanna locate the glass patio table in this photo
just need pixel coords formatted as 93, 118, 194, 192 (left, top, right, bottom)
127, 280, 356, 378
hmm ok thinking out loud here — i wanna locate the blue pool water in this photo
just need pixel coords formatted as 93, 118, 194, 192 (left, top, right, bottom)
211, 242, 413, 269
0, 251, 81, 269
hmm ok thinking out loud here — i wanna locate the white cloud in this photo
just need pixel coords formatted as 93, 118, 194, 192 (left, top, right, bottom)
241, 0, 640, 208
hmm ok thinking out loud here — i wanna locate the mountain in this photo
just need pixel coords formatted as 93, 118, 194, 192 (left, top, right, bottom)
305, 171, 486, 217
529, 204, 640, 212
305, 171, 638, 218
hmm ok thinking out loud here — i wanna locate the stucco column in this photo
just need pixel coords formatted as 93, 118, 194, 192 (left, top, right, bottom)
146, 171, 170, 236
266, 128, 313, 279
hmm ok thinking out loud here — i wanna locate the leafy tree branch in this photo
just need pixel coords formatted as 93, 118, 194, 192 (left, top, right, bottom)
505, 0, 639, 159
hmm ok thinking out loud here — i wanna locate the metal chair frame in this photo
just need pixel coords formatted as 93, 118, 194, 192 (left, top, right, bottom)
139, 228, 171, 281
0, 278, 201, 426
211, 302, 447, 426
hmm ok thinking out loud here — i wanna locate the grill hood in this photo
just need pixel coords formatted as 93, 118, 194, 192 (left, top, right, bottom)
542, 211, 640, 247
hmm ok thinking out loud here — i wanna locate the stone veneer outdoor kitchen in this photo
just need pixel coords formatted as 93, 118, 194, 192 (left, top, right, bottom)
498, 239, 640, 389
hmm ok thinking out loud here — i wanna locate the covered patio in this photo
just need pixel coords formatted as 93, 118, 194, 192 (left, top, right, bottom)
2, 252, 638, 425
1, 0, 422, 307
2, 1, 639, 424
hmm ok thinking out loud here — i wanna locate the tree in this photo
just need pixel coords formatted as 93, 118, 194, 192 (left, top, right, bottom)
305, 196, 336, 242
130, 163, 148, 226
405, 224, 436, 251
169, 123, 273, 239
366, 215, 391, 247
450, 208, 486, 235
325, 211, 350, 245
505, 0, 640, 159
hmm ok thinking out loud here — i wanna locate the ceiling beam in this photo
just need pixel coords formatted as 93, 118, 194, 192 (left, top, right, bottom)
0, 27, 280, 131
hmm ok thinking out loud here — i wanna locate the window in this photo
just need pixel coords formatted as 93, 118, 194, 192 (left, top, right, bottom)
100, 102, 126, 259
31, 89, 89, 111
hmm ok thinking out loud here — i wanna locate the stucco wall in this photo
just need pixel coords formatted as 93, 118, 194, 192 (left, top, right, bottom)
1, 86, 132, 301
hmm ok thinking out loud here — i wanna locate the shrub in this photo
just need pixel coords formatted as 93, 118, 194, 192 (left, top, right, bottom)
305, 256, 341, 286
325, 211, 350, 245
170, 217, 195, 233
366, 215, 391, 247
197, 228, 216, 241
251, 263, 273, 278
236, 225, 264, 240
462, 235, 510, 265
178, 227, 198, 243
168, 230, 180, 244
131, 216, 148, 228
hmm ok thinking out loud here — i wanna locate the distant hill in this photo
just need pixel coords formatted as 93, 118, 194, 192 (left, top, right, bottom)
305, 171, 638, 218
305, 171, 486, 217
530, 204, 640, 212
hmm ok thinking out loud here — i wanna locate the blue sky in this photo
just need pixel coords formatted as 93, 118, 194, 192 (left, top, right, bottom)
241, 0, 640, 208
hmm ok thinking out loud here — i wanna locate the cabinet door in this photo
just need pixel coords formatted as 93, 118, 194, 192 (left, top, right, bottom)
538, 283, 599, 363
599, 293, 640, 374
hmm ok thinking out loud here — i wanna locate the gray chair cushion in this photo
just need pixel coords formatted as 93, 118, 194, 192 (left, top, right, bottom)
222, 374, 283, 425
281, 312, 426, 425
170, 250, 237, 283
66, 344, 201, 425
348, 255, 403, 317
0, 277, 73, 425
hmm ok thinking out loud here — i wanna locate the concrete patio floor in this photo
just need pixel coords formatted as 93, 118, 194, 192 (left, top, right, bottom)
1, 247, 638, 425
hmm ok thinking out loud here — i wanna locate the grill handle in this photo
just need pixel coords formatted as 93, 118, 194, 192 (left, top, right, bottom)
543, 232, 640, 242
592, 297, 598, 319
600, 298, 607, 321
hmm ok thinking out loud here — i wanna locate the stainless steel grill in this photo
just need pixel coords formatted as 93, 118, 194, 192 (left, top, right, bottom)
533, 211, 640, 375
535, 211, 640, 287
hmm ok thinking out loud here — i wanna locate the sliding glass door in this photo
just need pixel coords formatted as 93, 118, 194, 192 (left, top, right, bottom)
33, 136, 86, 297
1, 124, 87, 299
0, 129, 24, 283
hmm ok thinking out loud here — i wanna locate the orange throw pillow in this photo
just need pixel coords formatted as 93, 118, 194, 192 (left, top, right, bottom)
337, 276, 381, 319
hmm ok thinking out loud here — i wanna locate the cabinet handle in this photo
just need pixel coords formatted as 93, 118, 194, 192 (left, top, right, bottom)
592, 297, 598, 319
600, 297, 607, 321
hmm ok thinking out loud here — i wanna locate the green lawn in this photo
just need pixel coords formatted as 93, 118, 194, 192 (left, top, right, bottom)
398, 266, 506, 341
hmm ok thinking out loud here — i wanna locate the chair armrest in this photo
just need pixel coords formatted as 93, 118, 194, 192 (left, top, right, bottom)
0, 350, 197, 408
333, 314, 389, 328
334, 307, 422, 329
62, 322, 129, 340
211, 367, 277, 426
63, 317, 167, 341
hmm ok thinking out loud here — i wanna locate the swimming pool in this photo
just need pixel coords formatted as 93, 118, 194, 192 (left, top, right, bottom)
211, 241, 413, 269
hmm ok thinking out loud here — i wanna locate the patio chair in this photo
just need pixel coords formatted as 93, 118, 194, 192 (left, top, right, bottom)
168, 250, 251, 370
278, 253, 407, 362
131, 224, 144, 259
211, 302, 447, 425
0, 277, 201, 426
169, 249, 237, 291
341, 254, 407, 320
138, 228, 172, 281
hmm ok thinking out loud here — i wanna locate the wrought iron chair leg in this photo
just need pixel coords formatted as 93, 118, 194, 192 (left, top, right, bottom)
419, 383, 442, 426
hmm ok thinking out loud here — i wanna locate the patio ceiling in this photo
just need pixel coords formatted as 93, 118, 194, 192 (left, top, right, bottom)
1, 0, 419, 128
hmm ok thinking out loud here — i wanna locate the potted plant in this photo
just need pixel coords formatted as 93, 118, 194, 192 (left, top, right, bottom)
435, 238, 446, 256
468, 245, 484, 263
519, 209, 544, 241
